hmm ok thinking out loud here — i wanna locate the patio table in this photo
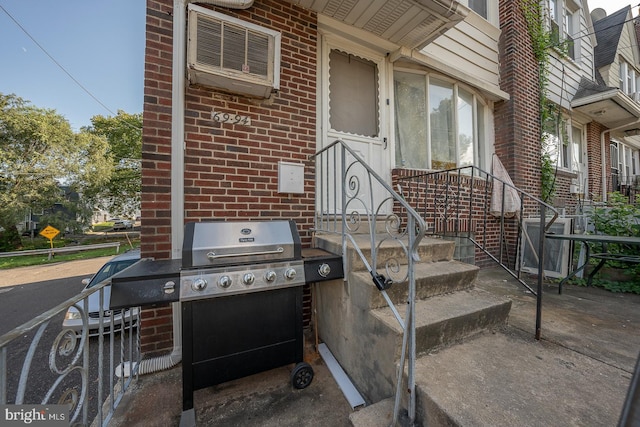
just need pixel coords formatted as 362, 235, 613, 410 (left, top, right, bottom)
545, 233, 640, 294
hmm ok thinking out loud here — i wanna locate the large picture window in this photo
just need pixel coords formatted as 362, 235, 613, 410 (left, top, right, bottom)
394, 71, 484, 170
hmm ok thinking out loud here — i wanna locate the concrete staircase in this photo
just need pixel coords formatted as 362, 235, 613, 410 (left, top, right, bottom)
313, 233, 512, 426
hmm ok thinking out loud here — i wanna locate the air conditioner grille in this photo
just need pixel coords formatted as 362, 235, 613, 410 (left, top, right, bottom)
196, 14, 270, 79
196, 19, 222, 67
247, 32, 269, 76
188, 5, 281, 98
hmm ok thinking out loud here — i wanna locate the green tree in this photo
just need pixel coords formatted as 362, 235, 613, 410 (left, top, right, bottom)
0, 93, 111, 247
84, 111, 142, 218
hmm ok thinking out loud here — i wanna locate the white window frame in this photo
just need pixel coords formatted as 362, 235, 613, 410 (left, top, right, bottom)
543, 115, 585, 174
548, 0, 579, 60
610, 142, 619, 172
460, 0, 498, 26
618, 59, 640, 95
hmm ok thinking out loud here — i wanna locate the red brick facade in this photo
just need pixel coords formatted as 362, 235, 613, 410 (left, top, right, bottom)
495, 0, 541, 197
141, 0, 317, 353
587, 121, 609, 200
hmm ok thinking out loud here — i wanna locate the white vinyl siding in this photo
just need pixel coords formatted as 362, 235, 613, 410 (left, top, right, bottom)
419, 13, 500, 89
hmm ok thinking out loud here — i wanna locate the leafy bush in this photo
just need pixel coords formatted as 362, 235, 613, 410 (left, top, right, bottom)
584, 192, 640, 292
589, 192, 640, 240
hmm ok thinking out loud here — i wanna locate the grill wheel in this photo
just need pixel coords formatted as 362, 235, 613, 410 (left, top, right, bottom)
291, 362, 314, 389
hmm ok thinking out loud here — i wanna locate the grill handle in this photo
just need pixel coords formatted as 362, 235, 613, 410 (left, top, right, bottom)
206, 247, 284, 261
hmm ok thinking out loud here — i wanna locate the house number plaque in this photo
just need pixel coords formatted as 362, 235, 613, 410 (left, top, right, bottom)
212, 110, 251, 125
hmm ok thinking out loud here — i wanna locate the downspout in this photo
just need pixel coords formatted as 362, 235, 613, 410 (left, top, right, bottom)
137, 0, 255, 376
137, 0, 187, 375
600, 120, 640, 203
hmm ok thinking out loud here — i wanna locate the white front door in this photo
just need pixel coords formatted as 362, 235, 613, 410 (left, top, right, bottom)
319, 36, 391, 215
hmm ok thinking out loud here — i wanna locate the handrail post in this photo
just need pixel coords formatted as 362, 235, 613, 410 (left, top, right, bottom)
536, 206, 546, 340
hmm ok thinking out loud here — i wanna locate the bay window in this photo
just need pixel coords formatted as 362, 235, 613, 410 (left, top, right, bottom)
394, 71, 486, 170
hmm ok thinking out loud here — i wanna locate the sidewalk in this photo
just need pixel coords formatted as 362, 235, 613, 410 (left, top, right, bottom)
108, 267, 640, 426
0, 256, 115, 287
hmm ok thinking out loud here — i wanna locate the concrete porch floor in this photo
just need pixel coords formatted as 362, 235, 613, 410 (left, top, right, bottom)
109, 267, 640, 426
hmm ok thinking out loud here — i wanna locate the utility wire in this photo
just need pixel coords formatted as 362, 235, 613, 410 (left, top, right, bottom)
0, 4, 142, 130
543, 4, 640, 50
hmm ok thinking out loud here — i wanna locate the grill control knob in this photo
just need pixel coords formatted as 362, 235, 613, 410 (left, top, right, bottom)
192, 278, 207, 292
284, 268, 297, 280
218, 275, 232, 289
318, 263, 331, 278
242, 273, 255, 286
264, 270, 277, 283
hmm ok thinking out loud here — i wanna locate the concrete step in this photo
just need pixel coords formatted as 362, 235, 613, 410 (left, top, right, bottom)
350, 328, 630, 427
314, 233, 455, 272
371, 288, 511, 356
349, 260, 479, 310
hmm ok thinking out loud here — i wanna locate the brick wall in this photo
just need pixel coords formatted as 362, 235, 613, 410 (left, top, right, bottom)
393, 168, 523, 269
587, 121, 608, 199
141, 0, 318, 353
495, 0, 541, 198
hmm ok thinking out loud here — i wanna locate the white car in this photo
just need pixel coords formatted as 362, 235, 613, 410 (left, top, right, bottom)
63, 249, 140, 336
111, 218, 133, 231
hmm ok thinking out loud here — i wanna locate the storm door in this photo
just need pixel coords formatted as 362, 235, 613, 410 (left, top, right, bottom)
319, 40, 391, 216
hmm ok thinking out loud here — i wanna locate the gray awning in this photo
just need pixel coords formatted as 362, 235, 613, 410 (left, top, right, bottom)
283, 0, 468, 49
572, 79, 640, 129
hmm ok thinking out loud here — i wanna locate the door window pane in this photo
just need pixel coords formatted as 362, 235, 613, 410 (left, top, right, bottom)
570, 125, 582, 171
329, 50, 379, 137
429, 79, 456, 170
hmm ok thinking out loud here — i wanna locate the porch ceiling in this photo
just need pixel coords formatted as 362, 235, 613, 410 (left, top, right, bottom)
572, 89, 640, 131
284, 0, 468, 49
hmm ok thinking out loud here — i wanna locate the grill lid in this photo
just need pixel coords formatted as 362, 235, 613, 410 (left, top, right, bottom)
182, 220, 302, 269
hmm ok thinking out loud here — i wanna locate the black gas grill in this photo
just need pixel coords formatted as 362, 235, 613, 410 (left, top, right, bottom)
179, 220, 311, 423
110, 219, 343, 426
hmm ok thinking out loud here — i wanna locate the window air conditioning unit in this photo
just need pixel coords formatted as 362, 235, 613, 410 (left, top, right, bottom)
187, 4, 281, 98
633, 92, 640, 103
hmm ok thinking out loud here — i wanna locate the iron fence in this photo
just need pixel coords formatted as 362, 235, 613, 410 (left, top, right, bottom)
0, 281, 140, 426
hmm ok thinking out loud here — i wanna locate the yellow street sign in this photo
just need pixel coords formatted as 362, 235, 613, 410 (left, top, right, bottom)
39, 225, 60, 240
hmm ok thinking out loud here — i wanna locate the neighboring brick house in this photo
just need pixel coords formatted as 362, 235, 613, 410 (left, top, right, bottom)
589, 6, 640, 195
139, 0, 637, 354
569, 6, 640, 208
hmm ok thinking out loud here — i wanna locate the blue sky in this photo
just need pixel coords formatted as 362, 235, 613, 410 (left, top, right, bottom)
0, 1, 145, 131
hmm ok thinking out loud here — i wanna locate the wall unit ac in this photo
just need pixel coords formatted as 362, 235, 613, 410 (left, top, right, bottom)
187, 4, 281, 98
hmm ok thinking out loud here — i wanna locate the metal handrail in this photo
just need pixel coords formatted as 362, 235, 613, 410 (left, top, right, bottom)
312, 139, 426, 426
0, 278, 140, 426
0, 242, 122, 259
397, 165, 559, 339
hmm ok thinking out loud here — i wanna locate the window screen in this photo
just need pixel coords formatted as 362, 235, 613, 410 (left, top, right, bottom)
328, 50, 379, 137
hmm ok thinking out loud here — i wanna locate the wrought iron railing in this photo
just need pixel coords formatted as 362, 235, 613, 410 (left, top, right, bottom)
312, 139, 426, 426
396, 165, 558, 339
0, 281, 140, 426
607, 174, 639, 204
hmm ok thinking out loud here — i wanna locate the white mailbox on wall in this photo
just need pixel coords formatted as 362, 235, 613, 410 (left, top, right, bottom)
278, 161, 305, 194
